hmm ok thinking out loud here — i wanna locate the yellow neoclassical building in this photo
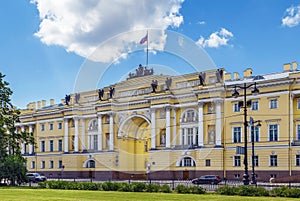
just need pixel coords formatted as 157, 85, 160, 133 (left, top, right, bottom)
18, 62, 300, 181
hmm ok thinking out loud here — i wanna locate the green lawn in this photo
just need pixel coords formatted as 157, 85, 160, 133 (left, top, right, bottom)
0, 188, 297, 201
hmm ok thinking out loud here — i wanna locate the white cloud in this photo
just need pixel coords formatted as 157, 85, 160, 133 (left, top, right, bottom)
196, 28, 233, 48
30, 0, 184, 63
197, 21, 206, 25
282, 5, 300, 27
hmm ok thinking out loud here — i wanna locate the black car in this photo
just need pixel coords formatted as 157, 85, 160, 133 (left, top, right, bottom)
192, 175, 221, 185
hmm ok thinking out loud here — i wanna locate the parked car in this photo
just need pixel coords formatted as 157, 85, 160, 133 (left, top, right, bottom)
192, 175, 221, 185
26, 173, 47, 183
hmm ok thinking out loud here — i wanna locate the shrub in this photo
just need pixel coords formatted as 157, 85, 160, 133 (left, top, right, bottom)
160, 184, 171, 193
283, 188, 300, 198
270, 186, 289, 197
145, 183, 160, 192
189, 186, 206, 194
118, 183, 132, 192
175, 185, 190, 194
236, 186, 257, 196
131, 182, 146, 192
254, 187, 269, 196
216, 186, 237, 195
38, 181, 47, 188
101, 181, 120, 191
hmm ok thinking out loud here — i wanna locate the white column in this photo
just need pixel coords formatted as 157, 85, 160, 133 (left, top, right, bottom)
198, 102, 204, 147
173, 108, 177, 147
81, 118, 86, 151
216, 100, 222, 146
74, 117, 79, 152
184, 128, 188, 145
97, 114, 103, 151
151, 109, 156, 149
29, 125, 34, 154
193, 127, 197, 146
109, 112, 114, 151
64, 118, 69, 152
21, 126, 25, 154
166, 106, 171, 148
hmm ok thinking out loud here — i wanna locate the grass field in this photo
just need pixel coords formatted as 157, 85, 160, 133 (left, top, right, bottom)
0, 188, 298, 201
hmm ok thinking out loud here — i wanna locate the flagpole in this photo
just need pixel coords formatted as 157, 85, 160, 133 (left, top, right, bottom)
146, 30, 149, 67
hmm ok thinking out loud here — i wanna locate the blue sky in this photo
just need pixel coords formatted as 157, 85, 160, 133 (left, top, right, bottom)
0, 0, 300, 108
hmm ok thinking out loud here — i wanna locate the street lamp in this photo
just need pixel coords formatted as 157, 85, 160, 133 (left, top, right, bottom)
232, 82, 259, 185
249, 117, 261, 185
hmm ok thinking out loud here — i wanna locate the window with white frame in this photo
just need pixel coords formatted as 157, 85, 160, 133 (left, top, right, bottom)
49, 140, 54, 152
251, 155, 259, 167
41, 141, 45, 152
205, 159, 211, 166
182, 109, 197, 122
179, 157, 196, 167
234, 156, 241, 166
181, 128, 185, 145
233, 103, 241, 112
41, 161, 45, 169
58, 122, 62, 129
41, 124, 45, 131
233, 127, 242, 143
270, 99, 278, 109
297, 125, 300, 141
298, 99, 300, 109
49, 160, 54, 169
58, 160, 63, 168
49, 123, 54, 130
58, 139, 62, 152
270, 155, 278, 166
187, 128, 193, 146
296, 155, 300, 166
269, 124, 279, 141
86, 160, 95, 168
251, 126, 260, 142
251, 101, 259, 111
31, 161, 35, 169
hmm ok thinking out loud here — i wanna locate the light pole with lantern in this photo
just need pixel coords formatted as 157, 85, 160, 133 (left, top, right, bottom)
249, 117, 261, 185
232, 82, 259, 185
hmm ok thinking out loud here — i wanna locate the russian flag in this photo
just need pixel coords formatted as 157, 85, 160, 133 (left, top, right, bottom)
139, 34, 148, 44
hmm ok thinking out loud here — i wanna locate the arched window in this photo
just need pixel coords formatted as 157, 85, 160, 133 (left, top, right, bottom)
181, 109, 198, 123
179, 157, 196, 167
86, 160, 95, 168
88, 119, 98, 131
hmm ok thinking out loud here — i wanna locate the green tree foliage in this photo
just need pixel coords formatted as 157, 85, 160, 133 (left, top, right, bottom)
0, 72, 34, 185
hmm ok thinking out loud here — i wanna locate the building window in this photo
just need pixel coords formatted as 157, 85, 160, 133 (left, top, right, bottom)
234, 156, 241, 166
251, 126, 260, 142
270, 174, 277, 178
181, 129, 185, 145
233, 127, 242, 143
234, 174, 240, 178
251, 156, 259, 167
93, 135, 98, 150
270, 155, 278, 166
205, 159, 211, 167
182, 109, 197, 122
187, 128, 193, 146
58, 160, 63, 168
269, 124, 279, 141
49, 123, 54, 130
270, 99, 278, 109
41, 141, 45, 152
58, 122, 62, 129
298, 100, 300, 109
31, 161, 35, 169
233, 103, 240, 112
41, 161, 45, 169
296, 155, 300, 166
58, 139, 62, 152
49, 160, 54, 169
87, 160, 96, 168
41, 124, 45, 131
251, 101, 258, 111
49, 140, 54, 152
179, 157, 196, 167
297, 125, 300, 141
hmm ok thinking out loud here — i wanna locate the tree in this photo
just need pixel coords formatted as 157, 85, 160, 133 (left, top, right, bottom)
0, 72, 34, 185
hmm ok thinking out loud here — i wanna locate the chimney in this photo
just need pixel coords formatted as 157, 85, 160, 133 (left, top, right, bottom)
41, 100, 46, 108
233, 72, 239, 80
27, 103, 32, 110
50, 99, 54, 106
37, 101, 41, 109
292, 61, 298, 71
61, 99, 65, 104
224, 72, 231, 81
243, 68, 253, 78
283, 63, 291, 72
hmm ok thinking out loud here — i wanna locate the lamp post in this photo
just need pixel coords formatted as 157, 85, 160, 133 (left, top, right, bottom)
249, 117, 261, 185
232, 82, 259, 185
